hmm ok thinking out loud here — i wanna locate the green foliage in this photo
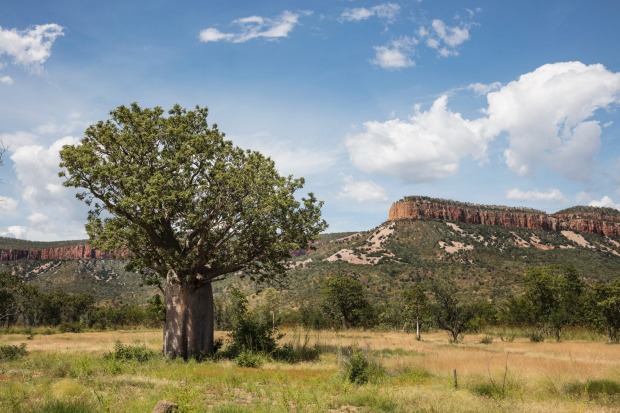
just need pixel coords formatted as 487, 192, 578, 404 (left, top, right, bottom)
320, 275, 375, 329
0, 343, 28, 361
58, 322, 83, 333
521, 264, 585, 341
402, 283, 429, 339
593, 280, 620, 342
564, 379, 620, 399
222, 288, 281, 358
104, 340, 158, 362
342, 346, 384, 385
431, 280, 477, 343
234, 350, 264, 368
59, 102, 327, 285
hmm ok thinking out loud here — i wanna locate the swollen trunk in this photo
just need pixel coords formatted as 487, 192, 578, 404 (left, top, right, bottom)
163, 275, 214, 360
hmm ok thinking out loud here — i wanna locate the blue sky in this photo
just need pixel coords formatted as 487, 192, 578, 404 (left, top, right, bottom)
1, 1, 620, 240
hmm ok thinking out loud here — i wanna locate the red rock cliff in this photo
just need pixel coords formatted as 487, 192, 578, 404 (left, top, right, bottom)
388, 198, 620, 237
0, 244, 127, 262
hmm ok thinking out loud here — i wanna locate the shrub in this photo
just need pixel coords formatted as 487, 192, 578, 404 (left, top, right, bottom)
234, 350, 263, 368
33, 400, 96, 413
59, 322, 83, 333
0, 343, 28, 361
479, 335, 493, 344
342, 347, 383, 385
529, 331, 545, 342
104, 340, 157, 362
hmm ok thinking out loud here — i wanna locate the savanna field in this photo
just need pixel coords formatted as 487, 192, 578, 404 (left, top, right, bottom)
1, 328, 620, 413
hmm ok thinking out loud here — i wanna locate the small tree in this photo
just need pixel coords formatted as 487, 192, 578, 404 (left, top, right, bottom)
594, 281, 620, 343
402, 283, 428, 340
522, 264, 584, 341
320, 275, 374, 329
59, 103, 326, 359
431, 280, 475, 343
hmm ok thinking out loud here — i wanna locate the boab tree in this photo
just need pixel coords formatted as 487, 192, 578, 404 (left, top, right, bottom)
59, 103, 327, 359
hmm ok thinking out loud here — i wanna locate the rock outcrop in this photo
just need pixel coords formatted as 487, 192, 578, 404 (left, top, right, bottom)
0, 244, 126, 262
389, 196, 620, 237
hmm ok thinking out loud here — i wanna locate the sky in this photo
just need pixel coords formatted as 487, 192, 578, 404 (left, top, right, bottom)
1, 1, 620, 241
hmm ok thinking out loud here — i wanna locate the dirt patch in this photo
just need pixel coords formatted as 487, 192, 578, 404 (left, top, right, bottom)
438, 241, 474, 254
561, 231, 592, 248
325, 224, 395, 265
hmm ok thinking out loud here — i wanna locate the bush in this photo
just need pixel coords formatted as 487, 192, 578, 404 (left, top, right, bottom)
234, 350, 263, 368
479, 335, 493, 344
33, 400, 96, 413
59, 322, 83, 333
0, 343, 28, 361
104, 340, 157, 362
342, 346, 383, 385
529, 331, 545, 342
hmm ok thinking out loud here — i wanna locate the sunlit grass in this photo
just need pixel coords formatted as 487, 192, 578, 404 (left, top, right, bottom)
0, 329, 619, 412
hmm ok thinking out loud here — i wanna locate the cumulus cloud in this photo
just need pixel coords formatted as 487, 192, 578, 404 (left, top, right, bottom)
347, 62, 620, 183
346, 95, 486, 182
588, 196, 620, 210
199, 11, 308, 43
505, 188, 566, 203
418, 19, 470, 57
0, 75, 12, 85
372, 36, 417, 70
484, 62, 620, 180
339, 176, 388, 203
0, 226, 27, 239
7, 136, 89, 240
0, 24, 64, 73
0, 196, 18, 216
340, 3, 400, 23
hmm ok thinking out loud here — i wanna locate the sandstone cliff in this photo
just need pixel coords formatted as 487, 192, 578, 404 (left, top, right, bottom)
388, 196, 620, 237
0, 244, 126, 262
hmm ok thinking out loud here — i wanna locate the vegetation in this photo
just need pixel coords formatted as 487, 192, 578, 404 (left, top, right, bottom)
319, 274, 375, 329
59, 103, 326, 359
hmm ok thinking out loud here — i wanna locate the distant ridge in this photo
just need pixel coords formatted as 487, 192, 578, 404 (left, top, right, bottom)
389, 196, 620, 237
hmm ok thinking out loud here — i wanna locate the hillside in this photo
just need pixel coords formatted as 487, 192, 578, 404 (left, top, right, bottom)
1, 196, 619, 305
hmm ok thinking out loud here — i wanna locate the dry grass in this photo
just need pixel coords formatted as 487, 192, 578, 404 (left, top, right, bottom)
1, 329, 619, 412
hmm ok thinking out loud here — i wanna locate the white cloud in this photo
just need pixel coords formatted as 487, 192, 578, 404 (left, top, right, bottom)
0, 196, 18, 216
347, 62, 620, 183
0, 75, 12, 85
589, 196, 620, 210
484, 62, 620, 180
505, 188, 566, 203
232, 133, 338, 177
340, 3, 400, 23
346, 95, 486, 182
418, 19, 470, 57
372, 36, 417, 70
199, 11, 307, 43
0, 225, 27, 239
468, 81, 501, 95
0, 24, 64, 73
338, 175, 388, 203
27, 212, 48, 224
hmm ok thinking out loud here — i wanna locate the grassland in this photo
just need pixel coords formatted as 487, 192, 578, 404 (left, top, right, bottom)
1, 329, 619, 412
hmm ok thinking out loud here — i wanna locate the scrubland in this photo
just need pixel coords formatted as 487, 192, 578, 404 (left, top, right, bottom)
1, 329, 619, 412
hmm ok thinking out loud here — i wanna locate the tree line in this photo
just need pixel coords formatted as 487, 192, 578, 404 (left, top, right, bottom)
2, 263, 620, 344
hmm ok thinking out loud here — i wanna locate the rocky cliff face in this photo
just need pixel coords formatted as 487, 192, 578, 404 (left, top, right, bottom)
0, 244, 126, 262
388, 197, 620, 237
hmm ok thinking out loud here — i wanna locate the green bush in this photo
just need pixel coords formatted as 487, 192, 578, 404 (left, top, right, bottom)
104, 340, 158, 363
59, 322, 83, 333
0, 343, 28, 361
343, 347, 383, 385
479, 335, 493, 344
234, 350, 263, 368
529, 331, 545, 342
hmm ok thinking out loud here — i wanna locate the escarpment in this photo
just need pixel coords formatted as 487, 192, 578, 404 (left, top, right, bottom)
0, 244, 126, 262
389, 196, 620, 237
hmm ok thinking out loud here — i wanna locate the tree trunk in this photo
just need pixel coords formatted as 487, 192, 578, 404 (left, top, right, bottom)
416, 316, 421, 341
163, 272, 214, 360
